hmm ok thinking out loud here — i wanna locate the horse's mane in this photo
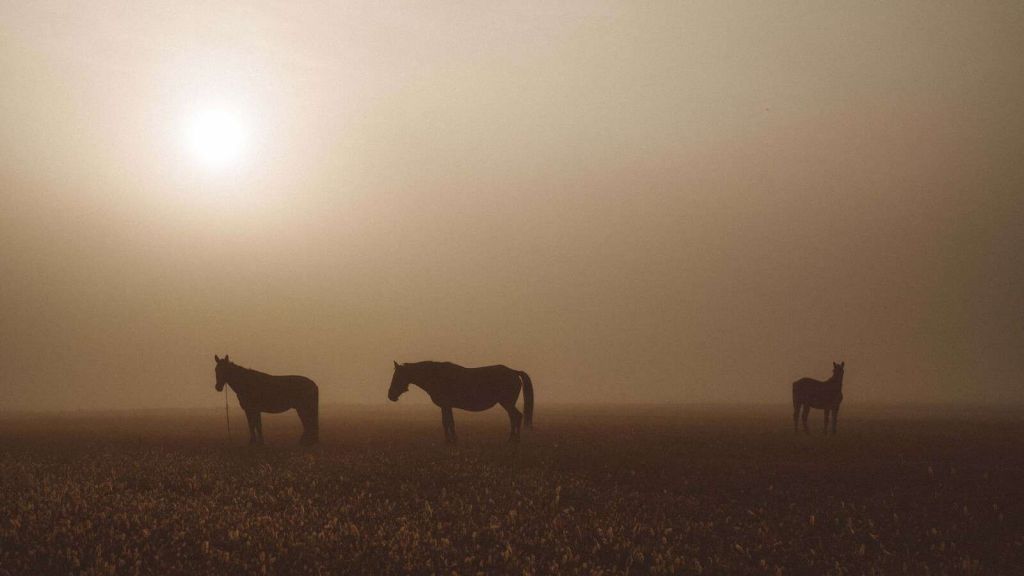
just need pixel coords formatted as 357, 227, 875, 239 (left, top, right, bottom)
227, 362, 270, 379
406, 360, 462, 372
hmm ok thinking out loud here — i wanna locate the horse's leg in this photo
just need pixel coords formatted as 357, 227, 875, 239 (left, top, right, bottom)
503, 402, 522, 442
801, 405, 810, 434
443, 407, 457, 444
832, 405, 839, 435
256, 413, 265, 444
440, 408, 452, 444
296, 407, 312, 445
823, 409, 830, 435
245, 411, 258, 445
793, 403, 800, 433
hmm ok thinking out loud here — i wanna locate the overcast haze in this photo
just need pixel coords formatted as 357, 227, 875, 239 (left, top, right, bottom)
2, 1, 1022, 411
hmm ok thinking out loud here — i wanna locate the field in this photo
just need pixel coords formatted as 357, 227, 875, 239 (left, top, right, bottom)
1, 404, 1022, 575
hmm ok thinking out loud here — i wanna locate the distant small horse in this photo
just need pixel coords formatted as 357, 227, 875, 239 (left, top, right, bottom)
388, 361, 534, 443
792, 361, 844, 435
214, 355, 319, 445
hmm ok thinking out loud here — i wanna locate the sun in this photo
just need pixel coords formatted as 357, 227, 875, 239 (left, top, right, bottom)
184, 107, 249, 169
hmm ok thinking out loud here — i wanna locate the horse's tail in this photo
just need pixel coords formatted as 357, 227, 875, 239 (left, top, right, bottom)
791, 380, 803, 407
313, 384, 320, 440
519, 371, 534, 429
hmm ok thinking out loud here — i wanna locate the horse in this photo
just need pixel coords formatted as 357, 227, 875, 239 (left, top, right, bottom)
388, 361, 534, 443
792, 361, 845, 435
214, 355, 319, 445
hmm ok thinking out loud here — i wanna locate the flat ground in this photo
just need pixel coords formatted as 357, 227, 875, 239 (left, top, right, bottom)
1, 404, 1022, 575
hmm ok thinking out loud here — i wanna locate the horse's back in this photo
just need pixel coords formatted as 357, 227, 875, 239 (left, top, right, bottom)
792, 378, 841, 408
464, 364, 517, 376
792, 377, 819, 393
256, 374, 316, 393
433, 364, 523, 410
278, 374, 317, 388
245, 374, 317, 412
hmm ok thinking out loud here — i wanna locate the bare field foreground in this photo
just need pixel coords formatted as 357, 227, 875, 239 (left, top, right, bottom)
1, 404, 1022, 575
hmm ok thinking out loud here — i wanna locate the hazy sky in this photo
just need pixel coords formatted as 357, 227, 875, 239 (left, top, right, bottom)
2, 1, 1022, 411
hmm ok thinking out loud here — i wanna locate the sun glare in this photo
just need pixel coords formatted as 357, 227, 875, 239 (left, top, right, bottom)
185, 107, 249, 169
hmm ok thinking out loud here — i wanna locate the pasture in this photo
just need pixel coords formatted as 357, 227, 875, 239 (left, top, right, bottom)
1, 404, 1021, 575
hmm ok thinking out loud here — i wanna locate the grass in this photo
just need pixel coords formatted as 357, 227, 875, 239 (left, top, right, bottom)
1, 404, 1022, 574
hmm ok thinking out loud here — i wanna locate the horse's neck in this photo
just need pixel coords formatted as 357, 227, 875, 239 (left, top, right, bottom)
411, 365, 440, 395
228, 366, 260, 393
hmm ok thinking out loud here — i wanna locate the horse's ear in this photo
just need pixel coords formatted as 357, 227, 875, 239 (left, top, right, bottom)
225, 354, 230, 362
393, 360, 399, 369
215, 355, 221, 363
840, 361, 845, 368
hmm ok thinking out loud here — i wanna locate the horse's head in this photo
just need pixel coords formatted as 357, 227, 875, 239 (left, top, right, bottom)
214, 355, 232, 391
388, 361, 410, 402
832, 361, 845, 382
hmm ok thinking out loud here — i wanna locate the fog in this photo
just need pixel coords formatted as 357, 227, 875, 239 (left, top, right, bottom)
2, 1, 1022, 411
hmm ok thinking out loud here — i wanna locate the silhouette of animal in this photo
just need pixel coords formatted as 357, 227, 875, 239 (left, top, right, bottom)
792, 361, 844, 435
388, 361, 533, 443
214, 355, 319, 445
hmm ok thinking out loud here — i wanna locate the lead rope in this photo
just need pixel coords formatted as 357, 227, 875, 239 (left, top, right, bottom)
224, 388, 232, 439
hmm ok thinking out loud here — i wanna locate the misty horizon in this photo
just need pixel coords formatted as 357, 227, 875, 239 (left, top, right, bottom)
2, 1, 1022, 412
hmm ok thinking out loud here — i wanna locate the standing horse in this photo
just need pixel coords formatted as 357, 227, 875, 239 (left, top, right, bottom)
792, 361, 844, 435
214, 355, 319, 445
388, 361, 534, 443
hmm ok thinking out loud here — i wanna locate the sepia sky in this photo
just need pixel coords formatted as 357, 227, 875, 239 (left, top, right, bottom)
1, 1, 1022, 411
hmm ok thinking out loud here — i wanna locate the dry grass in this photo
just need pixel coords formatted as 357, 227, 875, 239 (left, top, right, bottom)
1, 404, 1022, 575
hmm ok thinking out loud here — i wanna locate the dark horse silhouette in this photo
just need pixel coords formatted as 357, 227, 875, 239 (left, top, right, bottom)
792, 361, 845, 435
214, 355, 319, 445
388, 361, 534, 443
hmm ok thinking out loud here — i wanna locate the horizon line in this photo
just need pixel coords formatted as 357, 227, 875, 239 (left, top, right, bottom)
3, 400, 1024, 417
